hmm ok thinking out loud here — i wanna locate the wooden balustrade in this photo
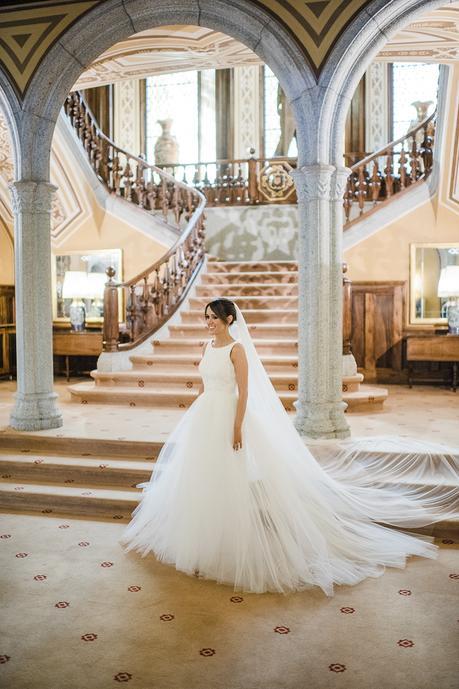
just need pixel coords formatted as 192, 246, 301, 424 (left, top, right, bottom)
342, 263, 352, 356
344, 110, 436, 225
64, 91, 206, 352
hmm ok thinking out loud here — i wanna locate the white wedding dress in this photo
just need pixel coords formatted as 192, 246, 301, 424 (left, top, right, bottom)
120, 325, 458, 596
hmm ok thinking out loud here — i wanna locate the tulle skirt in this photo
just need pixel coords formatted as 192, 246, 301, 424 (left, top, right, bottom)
120, 390, 458, 596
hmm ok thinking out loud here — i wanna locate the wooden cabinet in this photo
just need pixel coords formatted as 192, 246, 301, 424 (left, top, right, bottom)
406, 335, 459, 391
53, 331, 103, 380
0, 286, 15, 378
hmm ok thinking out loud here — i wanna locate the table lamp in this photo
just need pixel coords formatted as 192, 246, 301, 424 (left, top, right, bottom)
62, 271, 92, 331
437, 265, 459, 334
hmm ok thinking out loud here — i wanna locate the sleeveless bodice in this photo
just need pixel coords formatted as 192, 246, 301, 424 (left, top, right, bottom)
198, 339, 239, 395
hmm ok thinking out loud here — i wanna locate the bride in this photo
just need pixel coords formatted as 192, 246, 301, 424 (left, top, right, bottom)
120, 298, 458, 595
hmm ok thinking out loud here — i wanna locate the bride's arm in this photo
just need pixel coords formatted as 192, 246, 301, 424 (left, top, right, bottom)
231, 343, 248, 450
196, 342, 207, 398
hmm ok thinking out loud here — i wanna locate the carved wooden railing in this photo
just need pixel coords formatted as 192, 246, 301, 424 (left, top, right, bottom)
344, 110, 436, 225
155, 113, 436, 225
63, 91, 206, 351
156, 154, 298, 206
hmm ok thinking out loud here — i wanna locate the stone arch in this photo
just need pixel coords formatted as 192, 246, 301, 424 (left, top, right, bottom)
318, 0, 452, 164
0, 80, 20, 183
16, 0, 318, 180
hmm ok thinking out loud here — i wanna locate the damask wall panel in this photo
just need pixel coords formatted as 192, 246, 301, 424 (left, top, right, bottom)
365, 62, 389, 153
204, 205, 299, 261
114, 80, 141, 157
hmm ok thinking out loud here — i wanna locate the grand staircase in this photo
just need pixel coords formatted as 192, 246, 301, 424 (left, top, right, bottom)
68, 259, 388, 412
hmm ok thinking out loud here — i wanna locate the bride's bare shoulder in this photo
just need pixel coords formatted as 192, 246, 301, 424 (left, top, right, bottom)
230, 341, 246, 359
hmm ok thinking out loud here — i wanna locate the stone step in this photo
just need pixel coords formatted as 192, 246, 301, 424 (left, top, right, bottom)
196, 283, 298, 297
91, 370, 364, 394
150, 337, 298, 355
168, 323, 298, 339
0, 452, 153, 488
189, 295, 298, 309
0, 481, 138, 519
0, 433, 160, 458
201, 271, 298, 284
130, 353, 300, 373
68, 380, 378, 411
207, 260, 298, 273
181, 308, 299, 324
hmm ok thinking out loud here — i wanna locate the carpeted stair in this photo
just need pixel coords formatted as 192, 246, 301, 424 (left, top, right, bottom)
68, 260, 387, 411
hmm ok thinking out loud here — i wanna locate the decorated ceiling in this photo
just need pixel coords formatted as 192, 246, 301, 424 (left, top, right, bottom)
0, 0, 374, 98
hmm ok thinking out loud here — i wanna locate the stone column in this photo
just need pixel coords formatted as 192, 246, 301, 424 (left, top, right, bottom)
10, 181, 63, 431
292, 164, 350, 439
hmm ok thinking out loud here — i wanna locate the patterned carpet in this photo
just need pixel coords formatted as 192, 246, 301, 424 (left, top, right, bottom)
1, 513, 458, 689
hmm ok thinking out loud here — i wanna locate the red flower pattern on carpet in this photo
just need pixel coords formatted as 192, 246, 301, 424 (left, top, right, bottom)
78, 542, 90, 547
340, 607, 355, 614
274, 626, 290, 634
81, 633, 97, 641
0, 534, 11, 539
397, 639, 414, 647
33, 459, 44, 464
15, 552, 28, 558
160, 614, 174, 621
0, 655, 10, 664
14, 486, 24, 490
99, 464, 108, 469
230, 596, 244, 603
100, 562, 114, 567
114, 672, 132, 682
128, 586, 141, 592
329, 664, 346, 672
58, 524, 70, 529
398, 589, 412, 596
55, 602, 70, 608
199, 648, 216, 656
442, 539, 454, 544
112, 515, 124, 520
33, 575, 47, 581
449, 574, 459, 580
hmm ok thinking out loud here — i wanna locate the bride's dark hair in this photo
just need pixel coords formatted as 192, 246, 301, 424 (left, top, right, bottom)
205, 298, 237, 327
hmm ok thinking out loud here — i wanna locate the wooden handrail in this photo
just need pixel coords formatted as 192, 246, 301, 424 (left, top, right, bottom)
63, 91, 206, 352
344, 110, 436, 224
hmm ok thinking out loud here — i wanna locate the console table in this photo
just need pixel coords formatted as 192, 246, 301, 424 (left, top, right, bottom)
53, 331, 103, 380
406, 334, 459, 391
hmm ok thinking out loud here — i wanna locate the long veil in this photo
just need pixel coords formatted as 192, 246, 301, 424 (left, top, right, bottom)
229, 303, 459, 531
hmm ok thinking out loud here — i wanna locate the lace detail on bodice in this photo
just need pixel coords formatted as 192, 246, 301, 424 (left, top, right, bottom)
198, 340, 239, 394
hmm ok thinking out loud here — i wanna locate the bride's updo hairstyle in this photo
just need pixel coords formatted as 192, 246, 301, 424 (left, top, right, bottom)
205, 298, 237, 327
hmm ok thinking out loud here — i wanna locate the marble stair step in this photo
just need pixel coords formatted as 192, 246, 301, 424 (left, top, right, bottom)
130, 353, 301, 373
150, 338, 298, 355
168, 323, 298, 339
91, 370, 302, 392
0, 481, 139, 518
343, 386, 389, 411
201, 271, 298, 284
181, 308, 299, 323
0, 452, 154, 488
189, 295, 298, 309
0, 433, 160, 458
207, 260, 298, 273
196, 283, 298, 297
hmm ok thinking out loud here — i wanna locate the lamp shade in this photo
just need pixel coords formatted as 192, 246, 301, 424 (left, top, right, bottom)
437, 265, 459, 298
62, 271, 92, 299
86, 273, 106, 299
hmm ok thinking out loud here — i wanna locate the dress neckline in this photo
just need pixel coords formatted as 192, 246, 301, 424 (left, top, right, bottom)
210, 339, 237, 349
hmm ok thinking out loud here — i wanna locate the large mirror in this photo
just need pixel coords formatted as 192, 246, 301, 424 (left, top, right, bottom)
52, 249, 123, 327
410, 243, 459, 324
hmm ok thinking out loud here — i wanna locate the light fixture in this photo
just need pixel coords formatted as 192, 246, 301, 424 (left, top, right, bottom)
437, 265, 459, 334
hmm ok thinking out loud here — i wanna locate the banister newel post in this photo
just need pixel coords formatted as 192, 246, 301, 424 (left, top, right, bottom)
103, 267, 119, 352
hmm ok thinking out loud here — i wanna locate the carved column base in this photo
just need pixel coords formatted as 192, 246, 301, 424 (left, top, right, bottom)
293, 400, 350, 440
10, 391, 63, 431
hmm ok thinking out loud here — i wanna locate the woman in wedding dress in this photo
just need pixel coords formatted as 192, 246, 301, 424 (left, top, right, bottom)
120, 298, 458, 596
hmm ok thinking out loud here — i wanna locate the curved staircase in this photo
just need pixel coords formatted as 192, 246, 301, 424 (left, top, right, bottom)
68, 259, 387, 412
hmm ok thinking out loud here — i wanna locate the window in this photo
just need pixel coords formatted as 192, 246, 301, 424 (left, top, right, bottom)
263, 66, 297, 158
391, 62, 440, 141
146, 70, 216, 165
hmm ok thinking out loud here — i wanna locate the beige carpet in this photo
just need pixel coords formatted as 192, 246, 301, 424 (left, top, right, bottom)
1, 512, 458, 689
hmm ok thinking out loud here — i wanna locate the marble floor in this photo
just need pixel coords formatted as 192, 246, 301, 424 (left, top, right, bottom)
0, 378, 458, 447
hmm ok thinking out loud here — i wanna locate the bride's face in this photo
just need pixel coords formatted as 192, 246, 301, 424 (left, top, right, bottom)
205, 307, 231, 336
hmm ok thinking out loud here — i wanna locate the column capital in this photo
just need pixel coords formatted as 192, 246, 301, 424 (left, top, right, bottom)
292, 164, 334, 201
330, 166, 352, 201
9, 180, 57, 214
